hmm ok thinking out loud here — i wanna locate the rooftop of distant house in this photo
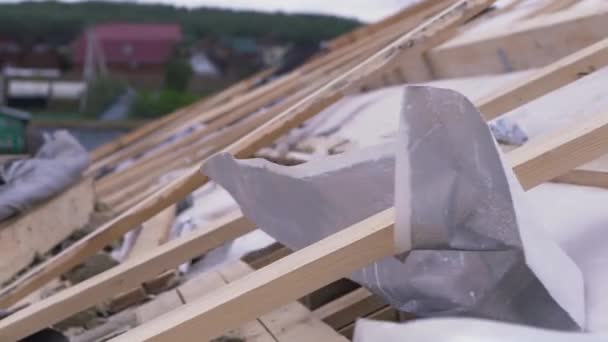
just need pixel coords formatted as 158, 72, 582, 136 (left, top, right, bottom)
72, 23, 183, 67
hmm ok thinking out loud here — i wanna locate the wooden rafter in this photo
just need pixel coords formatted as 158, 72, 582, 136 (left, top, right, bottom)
0, 0, 483, 313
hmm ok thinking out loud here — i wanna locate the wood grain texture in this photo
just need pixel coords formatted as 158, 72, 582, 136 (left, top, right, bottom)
313, 287, 386, 330
217, 262, 348, 342
507, 110, 608, 189
554, 169, 608, 189
0, 0, 493, 337
427, 1, 608, 78
478, 37, 608, 120
0, 178, 94, 284
128, 206, 175, 260
110, 208, 395, 342
0, 213, 254, 341
89, 67, 274, 163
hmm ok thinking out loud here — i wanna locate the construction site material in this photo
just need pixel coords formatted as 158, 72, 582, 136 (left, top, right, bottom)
427, 0, 608, 78
0, 213, 253, 340
205, 86, 583, 329
5, 0, 608, 340
0, 130, 89, 221
478, 37, 608, 120
0, 0, 490, 315
0, 177, 94, 284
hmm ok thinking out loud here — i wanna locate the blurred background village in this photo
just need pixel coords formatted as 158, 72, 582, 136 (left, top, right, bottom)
0, 1, 370, 153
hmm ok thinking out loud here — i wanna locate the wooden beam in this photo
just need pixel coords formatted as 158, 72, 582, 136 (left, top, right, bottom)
524, 0, 579, 20
478, 37, 608, 120
109, 208, 396, 342
7, 66, 608, 341
218, 262, 348, 342
89, 72, 299, 176
23, 16, 596, 342
92, 2, 444, 184
313, 287, 386, 330
554, 169, 608, 189
0, 0, 492, 316
0, 178, 95, 284
325, 0, 455, 51
427, 1, 608, 78
107, 88, 608, 342
178, 269, 277, 341
0, 212, 254, 341
95, 77, 321, 199
337, 305, 400, 339
128, 206, 175, 260
89, 68, 274, 163
507, 110, 608, 190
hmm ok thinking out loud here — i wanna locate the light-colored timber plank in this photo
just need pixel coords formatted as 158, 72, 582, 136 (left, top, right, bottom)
94, 4, 451, 199
98, 0, 459, 203
0, 213, 254, 341
217, 262, 348, 342
89, 68, 275, 163
6, 97, 608, 340
0, 178, 95, 284
128, 206, 175, 260
477, 37, 608, 120
90, 74, 297, 178
507, 110, 608, 190
554, 169, 608, 189
337, 305, 399, 339
178, 267, 277, 342
108, 207, 396, 341
313, 287, 386, 330
325, 0, 456, 51
427, 0, 608, 78
136, 290, 184, 324
0, 0, 495, 337
106, 91, 608, 341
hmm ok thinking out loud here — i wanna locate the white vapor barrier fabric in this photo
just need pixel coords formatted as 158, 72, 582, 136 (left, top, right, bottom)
0, 130, 89, 221
353, 318, 608, 342
202, 86, 583, 330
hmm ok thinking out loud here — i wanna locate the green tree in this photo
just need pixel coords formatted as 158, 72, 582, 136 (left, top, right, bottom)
165, 57, 193, 92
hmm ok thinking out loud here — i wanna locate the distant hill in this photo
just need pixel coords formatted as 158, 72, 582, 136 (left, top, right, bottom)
0, 1, 361, 45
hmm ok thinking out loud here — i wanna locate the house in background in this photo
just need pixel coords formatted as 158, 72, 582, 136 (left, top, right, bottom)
0, 36, 64, 70
188, 50, 227, 95
71, 23, 182, 88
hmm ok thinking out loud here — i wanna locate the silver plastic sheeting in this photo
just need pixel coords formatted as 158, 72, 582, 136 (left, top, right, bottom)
202, 86, 583, 330
0, 130, 89, 221
489, 117, 528, 146
353, 318, 608, 342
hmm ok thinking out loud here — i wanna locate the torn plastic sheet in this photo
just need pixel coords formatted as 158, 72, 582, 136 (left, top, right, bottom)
352, 318, 608, 342
202, 86, 584, 330
0, 130, 89, 221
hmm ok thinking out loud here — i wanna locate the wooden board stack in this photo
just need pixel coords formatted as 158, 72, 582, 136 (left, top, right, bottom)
3, 0, 608, 340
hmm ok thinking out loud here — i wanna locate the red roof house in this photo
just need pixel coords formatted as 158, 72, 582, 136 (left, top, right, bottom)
72, 23, 182, 87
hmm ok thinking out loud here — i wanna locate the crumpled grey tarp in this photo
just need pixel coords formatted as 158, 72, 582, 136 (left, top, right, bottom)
0, 130, 89, 221
489, 117, 528, 146
202, 86, 584, 330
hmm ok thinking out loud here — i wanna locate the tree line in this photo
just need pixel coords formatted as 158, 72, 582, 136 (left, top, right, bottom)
0, 1, 361, 45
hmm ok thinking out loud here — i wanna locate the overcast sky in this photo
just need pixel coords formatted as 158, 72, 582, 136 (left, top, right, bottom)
0, 0, 416, 22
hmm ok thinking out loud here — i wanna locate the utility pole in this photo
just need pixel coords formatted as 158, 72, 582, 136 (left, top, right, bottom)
80, 27, 107, 113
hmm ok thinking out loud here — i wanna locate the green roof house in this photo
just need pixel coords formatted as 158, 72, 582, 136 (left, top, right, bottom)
0, 106, 31, 154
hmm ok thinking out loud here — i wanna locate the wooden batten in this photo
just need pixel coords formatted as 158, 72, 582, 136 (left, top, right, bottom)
0, 178, 95, 285
0, 213, 255, 340
7, 1, 608, 341
427, 1, 608, 78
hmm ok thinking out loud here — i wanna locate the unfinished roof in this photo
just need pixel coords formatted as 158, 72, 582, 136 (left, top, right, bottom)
3, 0, 608, 340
